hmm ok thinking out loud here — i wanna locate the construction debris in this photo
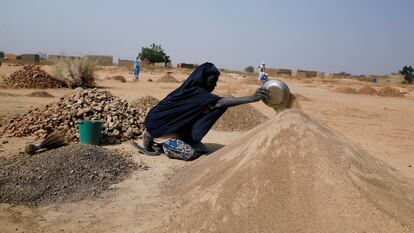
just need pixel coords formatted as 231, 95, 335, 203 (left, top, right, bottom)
2, 88, 154, 144
0, 144, 140, 205
0, 65, 67, 89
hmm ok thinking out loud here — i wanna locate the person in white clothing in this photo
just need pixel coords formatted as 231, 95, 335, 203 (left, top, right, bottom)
258, 62, 268, 82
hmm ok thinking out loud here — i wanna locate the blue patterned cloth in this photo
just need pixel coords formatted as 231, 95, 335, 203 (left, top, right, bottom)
162, 138, 200, 161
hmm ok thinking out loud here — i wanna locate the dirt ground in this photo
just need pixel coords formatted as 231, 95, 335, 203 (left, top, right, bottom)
0, 64, 413, 232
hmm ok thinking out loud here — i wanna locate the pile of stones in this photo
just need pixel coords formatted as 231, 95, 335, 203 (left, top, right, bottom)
1, 65, 67, 88
2, 88, 157, 144
130, 96, 159, 116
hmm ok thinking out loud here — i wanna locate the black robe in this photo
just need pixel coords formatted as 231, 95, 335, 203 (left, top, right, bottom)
144, 62, 221, 138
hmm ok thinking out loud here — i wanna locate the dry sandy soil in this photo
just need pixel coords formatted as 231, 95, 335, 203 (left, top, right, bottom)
0, 64, 413, 232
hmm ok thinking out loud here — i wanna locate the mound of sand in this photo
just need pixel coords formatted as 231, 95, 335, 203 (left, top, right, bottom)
293, 93, 311, 101
0, 65, 67, 89
26, 91, 54, 97
212, 104, 268, 131
0, 144, 141, 206
165, 110, 414, 232
240, 77, 260, 85
356, 85, 377, 95
110, 75, 126, 83
0, 91, 18, 97
157, 74, 180, 83
377, 86, 404, 97
332, 85, 356, 94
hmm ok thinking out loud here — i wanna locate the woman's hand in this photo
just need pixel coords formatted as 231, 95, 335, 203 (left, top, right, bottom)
254, 88, 271, 102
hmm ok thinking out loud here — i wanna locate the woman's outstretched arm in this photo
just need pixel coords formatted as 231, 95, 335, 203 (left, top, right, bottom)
213, 88, 270, 110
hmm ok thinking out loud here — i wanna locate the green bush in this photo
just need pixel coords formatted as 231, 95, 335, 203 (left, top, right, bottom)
244, 65, 254, 73
399, 65, 414, 84
138, 43, 169, 65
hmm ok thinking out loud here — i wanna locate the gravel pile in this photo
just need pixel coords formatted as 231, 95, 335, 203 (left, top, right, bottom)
212, 104, 268, 131
0, 65, 67, 89
2, 88, 153, 144
0, 144, 141, 205
130, 96, 159, 116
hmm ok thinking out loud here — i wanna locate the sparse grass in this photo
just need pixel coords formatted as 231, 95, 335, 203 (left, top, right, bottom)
53, 57, 96, 88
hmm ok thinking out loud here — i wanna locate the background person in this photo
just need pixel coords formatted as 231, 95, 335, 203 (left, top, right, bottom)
258, 62, 268, 82
133, 57, 140, 81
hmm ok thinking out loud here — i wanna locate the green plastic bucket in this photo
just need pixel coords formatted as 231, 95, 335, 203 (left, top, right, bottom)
77, 120, 104, 145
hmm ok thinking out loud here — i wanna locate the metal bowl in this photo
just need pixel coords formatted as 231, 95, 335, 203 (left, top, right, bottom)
261, 79, 291, 110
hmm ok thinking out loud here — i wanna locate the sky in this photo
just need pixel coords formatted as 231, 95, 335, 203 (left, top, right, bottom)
1, 0, 413, 75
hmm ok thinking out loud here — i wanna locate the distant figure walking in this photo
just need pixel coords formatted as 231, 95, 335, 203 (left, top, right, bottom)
133, 57, 140, 81
258, 62, 268, 82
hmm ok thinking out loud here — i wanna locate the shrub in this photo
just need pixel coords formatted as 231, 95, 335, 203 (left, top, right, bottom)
53, 57, 96, 88
244, 65, 254, 73
399, 65, 414, 84
138, 43, 169, 65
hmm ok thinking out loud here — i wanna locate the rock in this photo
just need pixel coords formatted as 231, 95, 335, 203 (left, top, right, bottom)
126, 128, 134, 138
76, 109, 84, 117
112, 129, 120, 136
92, 105, 102, 111
0, 65, 67, 89
133, 128, 141, 135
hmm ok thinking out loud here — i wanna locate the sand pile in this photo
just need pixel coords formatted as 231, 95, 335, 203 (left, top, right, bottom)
165, 110, 414, 232
0, 65, 67, 89
212, 104, 268, 131
377, 86, 404, 97
2, 88, 149, 144
109, 75, 126, 83
356, 85, 377, 95
26, 91, 54, 97
240, 77, 260, 85
332, 85, 356, 94
0, 144, 140, 206
157, 74, 180, 83
0, 91, 18, 97
293, 93, 311, 101
130, 96, 159, 116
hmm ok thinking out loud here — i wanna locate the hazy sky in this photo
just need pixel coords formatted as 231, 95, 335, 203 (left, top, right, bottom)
1, 0, 413, 74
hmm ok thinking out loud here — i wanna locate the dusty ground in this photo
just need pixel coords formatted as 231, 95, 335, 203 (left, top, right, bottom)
0, 64, 413, 232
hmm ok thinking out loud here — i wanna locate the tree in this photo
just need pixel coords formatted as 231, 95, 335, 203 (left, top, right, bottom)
399, 65, 414, 84
138, 43, 169, 65
244, 65, 254, 73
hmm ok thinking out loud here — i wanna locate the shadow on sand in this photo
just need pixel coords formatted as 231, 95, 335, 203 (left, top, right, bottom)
204, 143, 225, 154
